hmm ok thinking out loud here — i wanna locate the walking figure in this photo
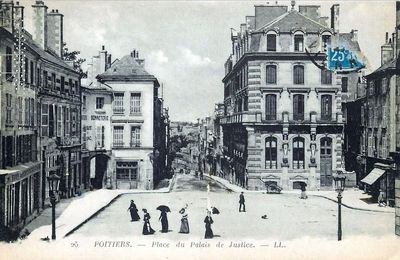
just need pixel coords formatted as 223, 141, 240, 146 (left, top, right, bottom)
159, 210, 169, 233
204, 210, 214, 239
179, 207, 190, 234
239, 192, 246, 212
142, 209, 155, 235
127, 200, 140, 221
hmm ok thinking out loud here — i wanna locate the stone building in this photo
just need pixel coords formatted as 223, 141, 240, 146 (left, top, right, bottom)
83, 47, 167, 190
220, 3, 356, 191
0, 0, 81, 234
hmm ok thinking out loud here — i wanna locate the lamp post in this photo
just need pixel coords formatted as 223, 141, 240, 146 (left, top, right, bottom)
47, 173, 61, 240
333, 172, 346, 241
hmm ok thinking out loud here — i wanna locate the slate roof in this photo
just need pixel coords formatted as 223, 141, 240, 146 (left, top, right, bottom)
367, 58, 397, 77
97, 54, 158, 84
255, 10, 330, 33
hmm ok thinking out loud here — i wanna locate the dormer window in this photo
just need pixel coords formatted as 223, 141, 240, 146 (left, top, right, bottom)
322, 34, 331, 49
267, 34, 277, 51
294, 34, 304, 52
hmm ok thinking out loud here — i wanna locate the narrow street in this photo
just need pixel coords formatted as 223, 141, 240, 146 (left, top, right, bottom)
171, 171, 228, 192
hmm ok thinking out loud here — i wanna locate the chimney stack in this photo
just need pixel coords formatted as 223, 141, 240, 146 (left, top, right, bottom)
381, 33, 393, 65
32, 1, 48, 50
47, 8, 64, 57
99, 45, 108, 74
330, 4, 339, 34
351, 29, 358, 42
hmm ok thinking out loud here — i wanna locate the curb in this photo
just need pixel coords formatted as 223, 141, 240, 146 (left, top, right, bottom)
206, 174, 394, 214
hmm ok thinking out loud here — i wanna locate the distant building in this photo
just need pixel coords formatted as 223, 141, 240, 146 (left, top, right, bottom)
220, 3, 360, 190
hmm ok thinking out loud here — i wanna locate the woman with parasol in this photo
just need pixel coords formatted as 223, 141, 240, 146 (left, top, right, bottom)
127, 200, 140, 221
204, 209, 214, 239
142, 209, 155, 235
157, 205, 170, 233
179, 205, 189, 234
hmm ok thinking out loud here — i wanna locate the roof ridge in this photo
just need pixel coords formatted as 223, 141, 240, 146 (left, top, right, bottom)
295, 10, 331, 31
255, 11, 290, 32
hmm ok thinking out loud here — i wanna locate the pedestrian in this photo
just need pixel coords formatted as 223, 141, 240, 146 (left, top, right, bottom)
142, 209, 155, 235
199, 170, 203, 180
204, 210, 214, 239
159, 210, 169, 233
378, 189, 386, 207
179, 207, 190, 234
239, 192, 246, 212
127, 200, 140, 221
300, 183, 308, 199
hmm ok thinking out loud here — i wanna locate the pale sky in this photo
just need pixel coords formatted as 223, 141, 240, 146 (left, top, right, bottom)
20, 0, 396, 121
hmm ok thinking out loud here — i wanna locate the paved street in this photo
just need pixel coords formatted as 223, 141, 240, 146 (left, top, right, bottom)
68, 173, 393, 241
171, 171, 228, 192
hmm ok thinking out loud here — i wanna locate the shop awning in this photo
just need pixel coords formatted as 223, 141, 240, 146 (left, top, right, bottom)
361, 168, 386, 185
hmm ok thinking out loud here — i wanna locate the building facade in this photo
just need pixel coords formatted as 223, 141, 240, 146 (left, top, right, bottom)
220, 4, 354, 191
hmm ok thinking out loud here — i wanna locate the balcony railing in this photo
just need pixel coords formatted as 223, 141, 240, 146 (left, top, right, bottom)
113, 108, 125, 115
130, 141, 141, 148
112, 142, 124, 148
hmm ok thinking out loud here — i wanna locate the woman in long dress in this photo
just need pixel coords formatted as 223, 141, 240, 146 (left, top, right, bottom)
204, 210, 214, 239
142, 209, 155, 235
127, 200, 140, 221
179, 208, 189, 234
159, 210, 169, 233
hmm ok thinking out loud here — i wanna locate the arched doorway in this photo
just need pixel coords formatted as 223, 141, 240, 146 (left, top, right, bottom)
90, 154, 110, 189
320, 137, 332, 187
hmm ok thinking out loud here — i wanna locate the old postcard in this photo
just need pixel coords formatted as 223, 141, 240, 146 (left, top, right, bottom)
0, 0, 400, 259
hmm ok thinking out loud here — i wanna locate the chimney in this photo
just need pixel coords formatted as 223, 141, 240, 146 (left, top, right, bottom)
99, 45, 107, 73
46, 9, 64, 57
106, 54, 112, 69
381, 33, 393, 65
32, 0, 48, 50
330, 4, 339, 34
0, 1, 15, 33
13, 1, 24, 29
240, 23, 246, 35
245, 16, 255, 31
298, 5, 321, 22
254, 5, 288, 30
351, 29, 358, 42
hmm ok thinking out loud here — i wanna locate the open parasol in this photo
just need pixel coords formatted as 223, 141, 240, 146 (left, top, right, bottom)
156, 205, 171, 212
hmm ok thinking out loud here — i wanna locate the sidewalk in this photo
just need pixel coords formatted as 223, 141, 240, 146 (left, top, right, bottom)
24, 176, 176, 242
205, 174, 395, 214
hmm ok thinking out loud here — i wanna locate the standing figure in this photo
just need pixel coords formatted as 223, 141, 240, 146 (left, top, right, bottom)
142, 209, 155, 235
378, 189, 386, 207
204, 210, 214, 239
179, 208, 190, 234
239, 192, 246, 212
300, 183, 308, 199
127, 200, 140, 221
159, 210, 169, 233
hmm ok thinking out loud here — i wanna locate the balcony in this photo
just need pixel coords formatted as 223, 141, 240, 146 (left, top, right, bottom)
113, 108, 125, 115
112, 142, 124, 148
130, 141, 141, 148
220, 111, 263, 124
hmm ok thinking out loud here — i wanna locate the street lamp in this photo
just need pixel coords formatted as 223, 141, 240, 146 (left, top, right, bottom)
47, 172, 61, 240
333, 171, 346, 241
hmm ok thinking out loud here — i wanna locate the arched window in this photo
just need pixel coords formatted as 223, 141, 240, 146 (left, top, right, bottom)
293, 65, 304, 84
267, 34, 277, 51
293, 137, 305, 169
321, 95, 332, 121
293, 94, 304, 120
265, 137, 277, 169
265, 94, 277, 120
266, 65, 277, 84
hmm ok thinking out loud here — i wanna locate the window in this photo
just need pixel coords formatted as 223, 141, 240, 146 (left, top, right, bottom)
321, 95, 332, 121
293, 65, 304, 84
51, 73, 56, 89
96, 97, 105, 109
320, 137, 332, 155
267, 34, 277, 51
24, 98, 29, 125
293, 137, 305, 169
294, 34, 304, 52
130, 126, 141, 147
43, 71, 48, 88
24, 58, 28, 84
322, 35, 331, 50
116, 161, 138, 181
74, 80, 79, 95
61, 76, 65, 92
82, 96, 86, 110
6, 46, 12, 80
96, 126, 105, 148
30, 98, 35, 126
49, 105, 54, 137
113, 93, 124, 114
113, 126, 124, 147
293, 94, 304, 120
266, 65, 277, 84
321, 69, 332, 85
18, 97, 23, 124
65, 107, 70, 136
243, 96, 248, 111
30, 61, 34, 85
130, 93, 141, 114
341, 77, 348, 92
265, 137, 277, 169
6, 94, 12, 124
71, 109, 77, 134
57, 106, 62, 137
265, 94, 277, 120
41, 104, 49, 136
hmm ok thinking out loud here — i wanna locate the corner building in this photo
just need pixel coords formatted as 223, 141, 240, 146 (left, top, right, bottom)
221, 4, 345, 190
